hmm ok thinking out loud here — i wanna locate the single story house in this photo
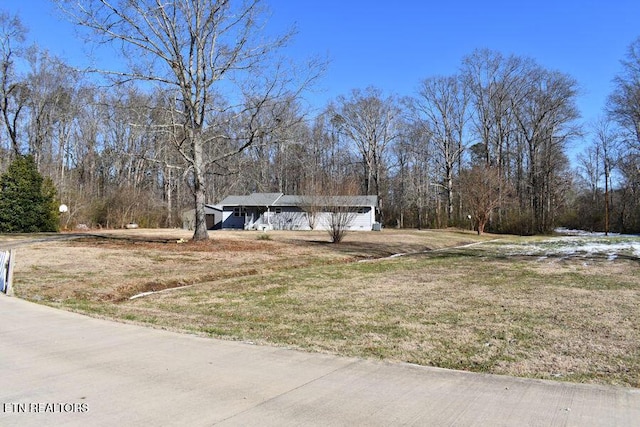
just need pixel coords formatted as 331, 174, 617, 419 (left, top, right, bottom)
212, 192, 379, 231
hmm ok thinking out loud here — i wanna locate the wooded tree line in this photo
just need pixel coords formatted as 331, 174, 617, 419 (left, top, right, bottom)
1, 5, 639, 235
570, 39, 640, 234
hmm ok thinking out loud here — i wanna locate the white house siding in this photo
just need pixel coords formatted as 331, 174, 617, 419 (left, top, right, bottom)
350, 207, 375, 230
221, 208, 375, 231
315, 208, 373, 231
216, 193, 378, 231
262, 208, 373, 231
268, 208, 308, 230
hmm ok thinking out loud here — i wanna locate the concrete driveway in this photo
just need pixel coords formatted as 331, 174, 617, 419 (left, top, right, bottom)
1, 296, 638, 426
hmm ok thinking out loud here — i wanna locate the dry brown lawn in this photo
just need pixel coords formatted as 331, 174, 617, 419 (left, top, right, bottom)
7, 228, 640, 388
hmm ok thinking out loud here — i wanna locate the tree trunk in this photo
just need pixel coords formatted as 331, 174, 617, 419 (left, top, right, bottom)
604, 164, 610, 236
191, 130, 209, 241
447, 169, 454, 224
165, 167, 173, 228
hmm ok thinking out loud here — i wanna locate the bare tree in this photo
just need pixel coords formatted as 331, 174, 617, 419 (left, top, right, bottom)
324, 203, 357, 243
310, 111, 357, 187
388, 118, 434, 228
462, 50, 529, 171
0, 11, 27, 158
459, 165, 508, 234
592, 118, 622, 235
577, 144, 602, 202
330, 87, 400, 208
56, 0, 320, 240
608, 37, 640, 232
461, 50, 531, 228
411, 75, 469, 224
609, 37, 640, 148
511, 67, 580, 233
300, 200, 320, 230
22, 48, 80, 172
319, 179, 360, 243
298, 179, 322, 230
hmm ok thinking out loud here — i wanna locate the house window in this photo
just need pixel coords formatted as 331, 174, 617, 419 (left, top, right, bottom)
233, 207, 246, 217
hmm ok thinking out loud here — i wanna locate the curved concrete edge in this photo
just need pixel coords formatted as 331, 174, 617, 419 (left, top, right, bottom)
1, 297, 638, 426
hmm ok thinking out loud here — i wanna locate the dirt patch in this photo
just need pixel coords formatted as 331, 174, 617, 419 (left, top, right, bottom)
70, 235, 279, 253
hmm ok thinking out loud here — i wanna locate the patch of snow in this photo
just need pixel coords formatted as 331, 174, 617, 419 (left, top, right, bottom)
503, 235, 640, 261
554, 228, 622, 237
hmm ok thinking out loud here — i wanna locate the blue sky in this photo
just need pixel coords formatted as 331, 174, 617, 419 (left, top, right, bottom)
3, 0, 640, 150
267, 1, 640, 122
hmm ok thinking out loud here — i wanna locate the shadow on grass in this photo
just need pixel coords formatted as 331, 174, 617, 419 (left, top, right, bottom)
0, 233, 94, 249
302, 239, 434, 259
80, 233, 179, 244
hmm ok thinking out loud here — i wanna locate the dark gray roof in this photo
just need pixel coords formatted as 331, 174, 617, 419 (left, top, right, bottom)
276, 195, 377, 207
218, 193, 283, 207
218, 193, 377, 208
181, 205, 222, 216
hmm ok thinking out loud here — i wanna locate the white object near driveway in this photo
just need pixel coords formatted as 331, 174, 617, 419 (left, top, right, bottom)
0, 250, 15, 295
